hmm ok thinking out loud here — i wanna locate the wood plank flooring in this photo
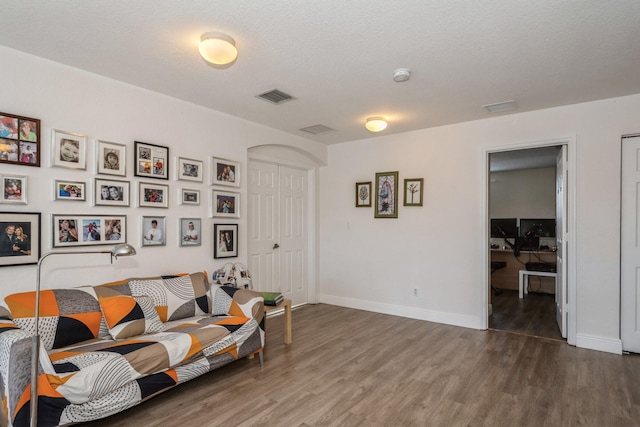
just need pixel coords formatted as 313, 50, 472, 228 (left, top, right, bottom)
84, 304, 640, 427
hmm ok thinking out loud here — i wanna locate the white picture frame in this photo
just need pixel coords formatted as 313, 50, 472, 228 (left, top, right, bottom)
177, 157, 203, 182
141, 216, 166, 246
139, 182, 169, 208
54, 179, 86, 201
97, 140, 126, 176
95, 178, 130, 207
1, 175, 27, 204
180, 188, 200, 205
211, 157, 239, 187
211, 189, 240, 218
179, 218, 201, 247
52, 129, 87, 170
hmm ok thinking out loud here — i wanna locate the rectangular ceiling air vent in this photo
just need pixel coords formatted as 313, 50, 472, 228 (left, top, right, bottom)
299, 124, 336, 135
256, 89, 296, 105
482, 100, 518, 113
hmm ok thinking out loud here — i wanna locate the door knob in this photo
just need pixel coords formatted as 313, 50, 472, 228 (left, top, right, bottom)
273, 243, 280, 249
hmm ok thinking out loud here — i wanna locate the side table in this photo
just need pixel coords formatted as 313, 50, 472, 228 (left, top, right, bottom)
264, 298, 292, 344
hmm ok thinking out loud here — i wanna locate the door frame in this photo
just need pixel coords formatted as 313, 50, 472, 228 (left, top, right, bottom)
482, 136, 577, 345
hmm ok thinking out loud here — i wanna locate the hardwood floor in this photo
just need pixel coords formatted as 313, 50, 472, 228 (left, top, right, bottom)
84, 304, 640, 427
489, 289, 563, 341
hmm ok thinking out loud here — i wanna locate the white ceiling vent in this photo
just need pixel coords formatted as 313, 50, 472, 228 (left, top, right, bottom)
482, 100, 518, 113
256, 89, 296, 105
299, 124, 336, 135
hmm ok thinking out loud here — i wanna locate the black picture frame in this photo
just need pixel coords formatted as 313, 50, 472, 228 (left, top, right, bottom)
0, 112, 41, 167
0, 212, 41, 266
134, 141, 169, 180
214, 223, 238, 258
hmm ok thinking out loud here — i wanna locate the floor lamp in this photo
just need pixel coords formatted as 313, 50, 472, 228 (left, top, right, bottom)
30, 244, 136, 427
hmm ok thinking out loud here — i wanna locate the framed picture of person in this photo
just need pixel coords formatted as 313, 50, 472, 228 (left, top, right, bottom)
51, 214, 126, 248
211, 157, 239, 187
141, 216, 166, 247
213, 223, 238, 258
179, 218, 201, 247
52, 129, 87, 170
54, 179, 86, 201
1, 175, 27, 204
211, 190, 239, 218
0, 112, 41, 167
0, 211, 40, 266
97, 140, 126, 176
374, 171, 399, 219
94, 178, 130, 207
177, 157, 203, 182
180, 188, 200, 205
135, 141, 169, 180
139, 182, 169, 208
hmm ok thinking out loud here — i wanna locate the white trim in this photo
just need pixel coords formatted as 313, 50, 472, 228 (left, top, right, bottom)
576, 334, 623, 355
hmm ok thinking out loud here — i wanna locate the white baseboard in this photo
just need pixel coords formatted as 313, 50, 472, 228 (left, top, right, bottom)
318, 293, 484, 330
575, 333, 623, 354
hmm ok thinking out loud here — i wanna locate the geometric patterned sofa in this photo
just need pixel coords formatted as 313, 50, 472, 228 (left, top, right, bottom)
0, 272, 264, 427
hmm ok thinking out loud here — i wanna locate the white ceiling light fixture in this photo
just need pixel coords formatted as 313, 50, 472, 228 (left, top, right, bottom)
365, 117, 388, 133
393, 68, 411, 83
198, 32, 238, 66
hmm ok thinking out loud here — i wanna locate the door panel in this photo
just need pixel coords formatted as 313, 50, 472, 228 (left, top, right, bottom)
556, 146, 567, 338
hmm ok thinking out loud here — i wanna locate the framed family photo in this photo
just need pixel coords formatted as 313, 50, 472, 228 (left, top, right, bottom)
214, 223, 238, 258
135, 141, 169, 180
0, 112, 41, 167
141, 216, 166, 247
139, 182, 169, 208
95, 178, 130, 207
180, 188, 200, 205
211, 157, 239, 187
52, 129, 87, 170
0, 212, 40, 266
1, 175, 27, 204
179, 218, 201, 247
404, 178, 424, 206
211, 190, 239, 218
375, 171, 399, 218
52, 214, 126, 248
55, 179, 85, 201
177, 157, 203, 182
355, 181, 372, 207
97, 140, 126, 176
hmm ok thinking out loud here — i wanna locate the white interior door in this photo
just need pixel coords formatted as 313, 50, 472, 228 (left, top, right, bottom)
555, 146, 567, 338
621, 134, 640, 352
248, 160, 308, 305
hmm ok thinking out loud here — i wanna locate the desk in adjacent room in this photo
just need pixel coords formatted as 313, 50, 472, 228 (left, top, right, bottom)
490, 249, 556, 294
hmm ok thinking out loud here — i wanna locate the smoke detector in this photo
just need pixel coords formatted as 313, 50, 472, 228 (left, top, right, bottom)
393, 68, 411, 83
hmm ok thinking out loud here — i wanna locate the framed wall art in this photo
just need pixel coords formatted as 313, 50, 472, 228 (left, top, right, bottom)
211, 157, 239, 187
55, 179, 86, 201
179, 218, 201, 247
180, 188, 200, 205
211, 189, 239, 218
374, 171, 398, 218
177, 157, 203, 182
214, 223, 238, 258
52, 214, 127, 248
141, 216, 166, 246
1, 175, 27, 204
135, 141, 169, 180
97, 140, 126, 176
139, 182, 169, 208
0, 211, 40, 266
95, 178, 130, 207
52, 129, 87, 170
355, 181, 372, 207
404, 178, 424, 206
0, 112, 40, 167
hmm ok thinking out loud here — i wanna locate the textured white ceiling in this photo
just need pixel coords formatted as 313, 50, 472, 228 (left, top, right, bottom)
1, 1, 640, 145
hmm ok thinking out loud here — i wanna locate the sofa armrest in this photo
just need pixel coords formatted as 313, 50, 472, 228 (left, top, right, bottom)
0, 325, 35, 426
211, 286, 264, 322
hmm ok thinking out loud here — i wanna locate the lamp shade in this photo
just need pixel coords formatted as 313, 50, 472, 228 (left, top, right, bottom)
365, 117, 388, 132
199, 32, 238, 65
111, 243, 136, 259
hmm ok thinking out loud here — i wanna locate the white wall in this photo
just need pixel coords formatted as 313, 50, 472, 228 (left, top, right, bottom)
490, 167, 555, 219
318, 93, 639, 353
0, 46, 326, 303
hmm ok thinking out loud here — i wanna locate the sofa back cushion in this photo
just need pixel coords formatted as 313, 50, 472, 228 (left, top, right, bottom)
4, 287, 102, 350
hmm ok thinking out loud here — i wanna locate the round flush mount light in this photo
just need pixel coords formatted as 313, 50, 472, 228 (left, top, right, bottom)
198, 32, 238, 66
365, 117, 388, 133
393, 68, 411, 83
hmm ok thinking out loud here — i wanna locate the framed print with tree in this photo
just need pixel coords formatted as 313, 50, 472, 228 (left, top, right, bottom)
135, 141, 169, 180
177, 157, 203, 182
1, 175, 27, 204
0, 112, 41, 167
214, 223, 238, 258
52, 129, 87, 170
141, 216, 166, 246
95, 178, 130, 207
139, 182, 169, 208
52, 214, 126, 248
54, 179, 86, 201
211, 157, 239, 187
180, 218, 201, 247
404, 178, 424, 206
355, 181, 372, 207
0, 212, 40, 266
97, 140, 126, 176
180, 188, 200, 205
211, 189, 239, 218
374, 171, 398, 218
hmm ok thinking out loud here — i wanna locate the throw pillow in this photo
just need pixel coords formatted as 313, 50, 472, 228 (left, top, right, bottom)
98, 295, 164, 340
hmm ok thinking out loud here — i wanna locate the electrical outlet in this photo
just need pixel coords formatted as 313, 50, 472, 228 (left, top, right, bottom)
413, 288, 418, 296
